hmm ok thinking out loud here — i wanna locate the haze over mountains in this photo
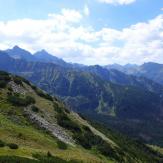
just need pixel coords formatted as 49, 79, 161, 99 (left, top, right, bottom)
1, 46, 163, 147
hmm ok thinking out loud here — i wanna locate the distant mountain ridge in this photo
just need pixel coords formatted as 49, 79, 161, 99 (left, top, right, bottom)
4, 46, 83, 68
1, 46, 163, 146
0, 50, 163, 120
5, 45, 35, 61
106, 62, 163, 85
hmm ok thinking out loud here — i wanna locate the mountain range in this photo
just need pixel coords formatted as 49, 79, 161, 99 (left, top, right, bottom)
1, 46, 163, 147
106, 62, 163, 85
1, 70, 162, 162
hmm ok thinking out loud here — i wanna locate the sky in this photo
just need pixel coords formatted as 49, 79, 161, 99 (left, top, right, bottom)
0, 0, 163, 65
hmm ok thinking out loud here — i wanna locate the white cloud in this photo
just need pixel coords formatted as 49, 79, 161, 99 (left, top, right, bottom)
83, 4, 90, 16
0, 8, 163, 65
97, 0, 136, 5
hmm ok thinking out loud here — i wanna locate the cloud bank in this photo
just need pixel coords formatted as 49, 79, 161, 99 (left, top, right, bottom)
97, 0, 136, 5
0, 8, 163, 65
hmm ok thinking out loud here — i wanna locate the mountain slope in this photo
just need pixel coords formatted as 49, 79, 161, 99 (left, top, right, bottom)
0, 56, 161, 120
83, 65, 163, 94
106, 62, 163, 85
34, 50, 68, 66
1, 49, 163, 147
1, 71, 162, 162
134, 62, 163, 85
5, 46, 35, 61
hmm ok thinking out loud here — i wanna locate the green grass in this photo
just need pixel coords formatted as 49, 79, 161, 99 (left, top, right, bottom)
0, 79, 110, 163
0, 71, 162, 163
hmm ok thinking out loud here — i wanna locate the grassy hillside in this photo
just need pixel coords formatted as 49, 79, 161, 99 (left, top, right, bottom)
1, 52, 163, 147
0, 71, 162, 162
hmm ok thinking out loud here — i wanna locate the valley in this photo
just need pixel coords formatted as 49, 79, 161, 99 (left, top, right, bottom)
0, 47, 163, 162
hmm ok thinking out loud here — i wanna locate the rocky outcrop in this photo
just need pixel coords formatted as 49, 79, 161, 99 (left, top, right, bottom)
24, 107, 75, 146
9, 81, 27, 95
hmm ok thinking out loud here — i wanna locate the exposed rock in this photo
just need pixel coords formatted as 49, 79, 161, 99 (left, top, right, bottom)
24, 107, 75, 146
9, 81, 27, 95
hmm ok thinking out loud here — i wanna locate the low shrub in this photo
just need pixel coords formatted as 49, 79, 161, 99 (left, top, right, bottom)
8, 94, 35, 106
35, 89, 53, 101
53, 102, 62, 113
13, 76, 23, 85
0, 156, 37, 163
73, 129, 102, 149
73, 125, 118, 158
32, 106, 39, 113
57, 140, 68, 150
8, 86, 13, 92
7, 143, 19, 149
21, 78, 31, 85
0, 71, 11, 81
82, 126, 91, 132
47, 151, 52, 157
0, 71, 9, 76
33, 153, 79, 163
0, 80, 7, 88
0, 140, 5, 147
57, 112, 81, 132
64, 108, 70, 114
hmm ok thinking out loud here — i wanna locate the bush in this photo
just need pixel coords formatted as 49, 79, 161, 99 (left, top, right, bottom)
0, 71, 11, 81
32, 106, 39, 112
73, 125, 117, 157
0, 140, 5, 147
83, 126, 91, 132
21, 78, 31, 85
73, 129, 103, 149
47, 151, 52, 157
57, 140, 68, 150
32, 153, 79, 163
26, 96, 35, 104
35, 89, 53, 101
7, 143, 19, 149
57, 112, 81, 132
0, 71, 9, 76
0, 80, 7, 88
8, 86, 13, 92
8, 94, 35, 106
64, 108, 70, 114
0, 156, 38, 162
13, 76, 23, 85
53, 103, 62, 113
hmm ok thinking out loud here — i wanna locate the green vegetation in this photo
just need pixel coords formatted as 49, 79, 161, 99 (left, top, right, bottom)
8, 94, 35, 106
88, 120, 163, 163
0, 156, 37, 163
73, 125, 121, 161
0, 80, 7, 88
56, 111, 81, 133
32, 106, 39, 113
0, 70, 163, 163
0, 140, 5, 148
7, 143, 19, 149
13, 76, 23, 85
57, 140, 68, 150
33, 87, 53, 101
0, 71, 111, 162
0, 140, 19, 150
0, 155, 80, 163
33, 154, 80, 163
0, 71, 11, 88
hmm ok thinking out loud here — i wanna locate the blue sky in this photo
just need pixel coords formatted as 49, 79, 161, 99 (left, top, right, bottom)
0, 0, 163, 65
0, 0, 162, 29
